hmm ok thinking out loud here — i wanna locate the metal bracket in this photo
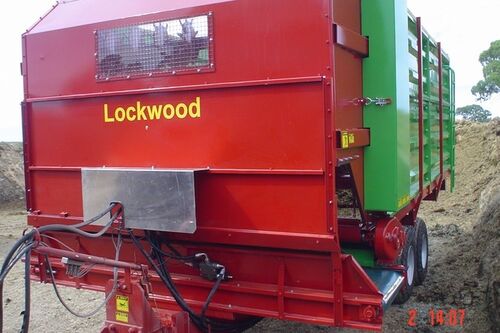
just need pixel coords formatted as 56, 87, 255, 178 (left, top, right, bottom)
334, 24, 369, 58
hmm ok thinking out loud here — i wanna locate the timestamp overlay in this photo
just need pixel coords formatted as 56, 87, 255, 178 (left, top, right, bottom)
407, 308, 467, 330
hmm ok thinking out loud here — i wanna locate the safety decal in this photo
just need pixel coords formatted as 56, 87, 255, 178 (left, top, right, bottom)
116, 295, 129, 313
116, 311, 129, 323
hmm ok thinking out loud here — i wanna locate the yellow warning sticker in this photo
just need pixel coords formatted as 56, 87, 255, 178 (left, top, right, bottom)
116, 311, 129, 323
341, 132, 349, 149
348, 133, 355, 145
116, 295, 129, 313
397, 194, 412, 208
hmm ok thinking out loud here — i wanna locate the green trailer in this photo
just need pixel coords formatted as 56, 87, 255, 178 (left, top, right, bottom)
362, 0, 456, 212
341, 0, 456, 308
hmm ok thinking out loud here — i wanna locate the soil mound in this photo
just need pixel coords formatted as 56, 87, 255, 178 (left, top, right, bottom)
0, 142, 24, 206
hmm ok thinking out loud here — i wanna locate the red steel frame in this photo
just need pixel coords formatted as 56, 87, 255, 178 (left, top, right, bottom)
20, 1, 449, 331
417, 17, 425, 196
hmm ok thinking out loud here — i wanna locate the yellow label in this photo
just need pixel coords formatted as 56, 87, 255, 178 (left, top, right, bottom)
398, 194, 412, 208
348, 133, 355, 144
116, 311, 129, 323
116, 295, 129, 313
104, 97, 201, 123
341, 132, 349, 149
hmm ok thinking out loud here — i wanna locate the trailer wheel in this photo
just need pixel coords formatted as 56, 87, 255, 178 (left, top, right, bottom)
394, 226, 416, 304
414, 218, 428, 285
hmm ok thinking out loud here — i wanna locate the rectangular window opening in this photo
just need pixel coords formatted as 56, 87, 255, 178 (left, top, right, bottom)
96, 14, 213, 80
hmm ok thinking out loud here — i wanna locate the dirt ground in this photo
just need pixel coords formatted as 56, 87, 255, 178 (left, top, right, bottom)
0, 120, 499, 332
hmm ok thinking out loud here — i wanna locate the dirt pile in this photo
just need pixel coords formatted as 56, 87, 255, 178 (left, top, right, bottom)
397, 119, 500, 333
429, 119, 500, 224
476, 179, 500, 332
0, 142, 24, 206
451, 119, 500, 331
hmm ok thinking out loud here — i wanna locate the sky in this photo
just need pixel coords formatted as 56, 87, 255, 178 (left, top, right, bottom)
0, 0, 498, 141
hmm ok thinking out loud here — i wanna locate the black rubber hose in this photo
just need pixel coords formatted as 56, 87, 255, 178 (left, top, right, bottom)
201, 275, 223, 320
0, 241, 32, 333
0, 203, 119, 333
1, 203, 117, 278
37, 210, 120, 239
145, 231, 197, 261
0, 210, 118, 284
1, 232, 35, 273
146, 232, 259, 333
0, 243, 34, 333
69, 203, 117, 229
0, 244, 34, 282
148, 231, 190, 259
21, 246, 31, 333
129, 230, 209, 330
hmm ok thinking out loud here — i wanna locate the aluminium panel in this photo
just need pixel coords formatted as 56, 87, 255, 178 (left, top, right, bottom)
82, 168, 201, 233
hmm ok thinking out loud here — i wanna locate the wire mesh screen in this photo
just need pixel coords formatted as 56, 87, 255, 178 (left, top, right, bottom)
96, 14, 213, 80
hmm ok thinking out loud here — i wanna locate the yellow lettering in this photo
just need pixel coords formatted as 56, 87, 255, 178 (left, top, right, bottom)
163, 104, 175, 120
136, 101, 147, 121
126, 107, 136, 121
103, 98, 202, 123
115, 107, 126, 122
176, 103, 188, 119
189, 97, 201, 118
148, 105, 163, 120
104, 104, 115, 123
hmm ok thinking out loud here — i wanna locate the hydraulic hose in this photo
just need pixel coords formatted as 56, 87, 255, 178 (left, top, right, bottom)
0, 203, 120, 333
130, 230, 261, 333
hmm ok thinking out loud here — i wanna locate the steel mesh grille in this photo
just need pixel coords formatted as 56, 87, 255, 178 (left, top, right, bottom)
96, 14, 213, 80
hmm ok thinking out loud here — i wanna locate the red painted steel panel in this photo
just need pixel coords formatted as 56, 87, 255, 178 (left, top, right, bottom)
196, 174, 326, 233
29, 172, 328, 236
332, 0, 361, 32
31, 171, 83, 215
29, 0, 234, 34
29, 84, 325, 169
332, 0, 365, 204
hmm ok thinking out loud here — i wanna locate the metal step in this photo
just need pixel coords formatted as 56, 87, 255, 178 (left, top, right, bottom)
364, 268, 405, 309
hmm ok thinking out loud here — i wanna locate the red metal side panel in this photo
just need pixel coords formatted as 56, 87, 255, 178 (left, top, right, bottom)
28, 83, 327, 237
29, 85, 324, 169
332, 0, 365, 204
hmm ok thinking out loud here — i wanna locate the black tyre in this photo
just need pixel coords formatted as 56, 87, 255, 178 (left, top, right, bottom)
414, 218, 429, 286
394, 226, 417, 304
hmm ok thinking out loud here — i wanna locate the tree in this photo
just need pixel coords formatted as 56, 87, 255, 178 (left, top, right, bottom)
456, 104, 492, 122
472, 40, 500, 101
